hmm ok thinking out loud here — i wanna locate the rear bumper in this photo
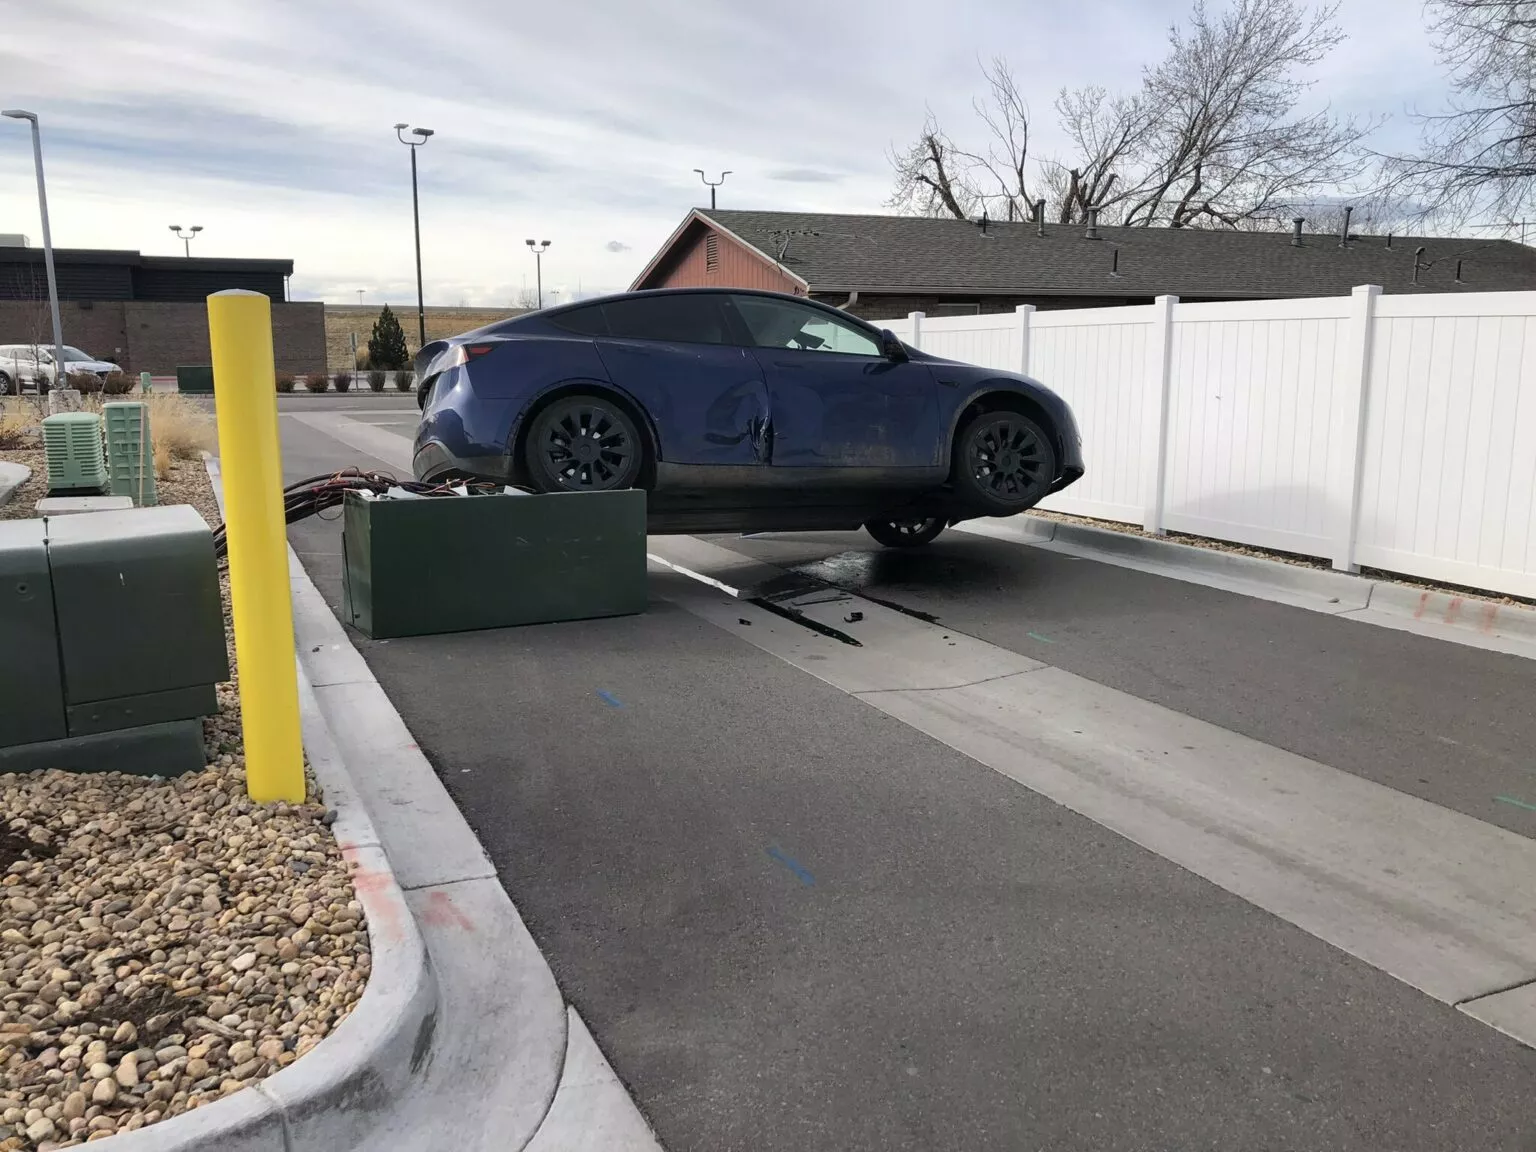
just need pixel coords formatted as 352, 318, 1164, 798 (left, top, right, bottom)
412, 440, 513, 484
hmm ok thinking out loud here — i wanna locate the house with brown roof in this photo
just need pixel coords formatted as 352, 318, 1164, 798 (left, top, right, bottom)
631, 209, 1536, 321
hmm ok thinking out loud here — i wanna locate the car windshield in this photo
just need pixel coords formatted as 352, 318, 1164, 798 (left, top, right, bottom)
61, 346, 94, 361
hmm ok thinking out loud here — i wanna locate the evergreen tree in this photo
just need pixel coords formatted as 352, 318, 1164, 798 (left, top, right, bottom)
367, 304, 411, 370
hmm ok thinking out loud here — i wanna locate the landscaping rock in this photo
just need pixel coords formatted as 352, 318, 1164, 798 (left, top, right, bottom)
0, 459, 371, 1149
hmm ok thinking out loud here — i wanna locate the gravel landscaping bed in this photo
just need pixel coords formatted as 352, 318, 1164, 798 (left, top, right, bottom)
1, 447, 371, 1150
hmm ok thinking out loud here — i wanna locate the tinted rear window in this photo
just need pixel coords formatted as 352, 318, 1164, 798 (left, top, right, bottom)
600, 295, 731, 345
547, 304, 609, 336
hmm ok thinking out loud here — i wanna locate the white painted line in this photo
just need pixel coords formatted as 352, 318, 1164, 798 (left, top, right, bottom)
287, 410, 415, 472
649, 539, 1536, 1034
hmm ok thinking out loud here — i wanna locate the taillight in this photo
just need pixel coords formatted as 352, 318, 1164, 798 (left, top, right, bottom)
441, 342, 499, 369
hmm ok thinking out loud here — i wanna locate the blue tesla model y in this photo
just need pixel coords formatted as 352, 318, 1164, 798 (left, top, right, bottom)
412, 288, 1083, 546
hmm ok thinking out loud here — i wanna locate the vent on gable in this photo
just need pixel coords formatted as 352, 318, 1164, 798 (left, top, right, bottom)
705, 232, 719, 274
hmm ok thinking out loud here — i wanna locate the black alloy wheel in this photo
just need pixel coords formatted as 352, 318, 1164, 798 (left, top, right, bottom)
955, 411, 1055, 512
524, 395, 644, 492
865, 516, 947, 548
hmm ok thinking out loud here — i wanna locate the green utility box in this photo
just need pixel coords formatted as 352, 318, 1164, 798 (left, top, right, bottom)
42, 411, 108, 494
342, 488, 647, 638
103, 401, 157, 506
175, 365, 214, 393
0, 519, 68, 748
0, 505, 228, 773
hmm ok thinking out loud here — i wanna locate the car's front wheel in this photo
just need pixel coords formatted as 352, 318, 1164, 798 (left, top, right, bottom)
523, 394, 645, 492
865, 516, 946, 548
0, 371, 12, 396
952, 409, 1056, 515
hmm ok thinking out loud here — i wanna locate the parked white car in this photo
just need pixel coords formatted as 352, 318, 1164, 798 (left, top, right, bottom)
0, 344, 121, 393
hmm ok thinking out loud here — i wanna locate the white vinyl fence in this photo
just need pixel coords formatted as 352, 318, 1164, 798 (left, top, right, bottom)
877, 288, 1536, 599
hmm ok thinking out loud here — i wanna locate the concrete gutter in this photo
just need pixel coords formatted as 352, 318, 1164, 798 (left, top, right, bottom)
956, 515, 1536, 661
124, 456, 663, 1151
101, 468, 438, 1152
0, 461, 29, 507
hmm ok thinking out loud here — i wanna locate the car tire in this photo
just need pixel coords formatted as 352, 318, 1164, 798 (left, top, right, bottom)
523, 394, 645, 492
951, 409, 1056, 515
865, 517, 947, 548
0, 372, 12, 396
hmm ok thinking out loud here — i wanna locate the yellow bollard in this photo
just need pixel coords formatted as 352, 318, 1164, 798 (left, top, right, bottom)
208, 290, 305, 803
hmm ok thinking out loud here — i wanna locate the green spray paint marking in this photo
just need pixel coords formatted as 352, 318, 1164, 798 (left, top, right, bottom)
1494, 795, 1536, 812
1027, 632, 1056, 644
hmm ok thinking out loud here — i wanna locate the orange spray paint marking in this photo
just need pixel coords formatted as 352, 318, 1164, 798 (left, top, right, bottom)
1414, 592, 1430, 620
1445, 596, 1464, 625
419, 890, 476, 933
1480, 602, 1499, 635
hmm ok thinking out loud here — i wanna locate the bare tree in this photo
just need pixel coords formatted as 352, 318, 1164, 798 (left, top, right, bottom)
515, 286, 541, 310
889, 0, 1371, 230
1384, 0, 1536, 223
887, 59, 1041, 221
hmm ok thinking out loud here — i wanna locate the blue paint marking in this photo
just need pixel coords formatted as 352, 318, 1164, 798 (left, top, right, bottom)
596, 690, 624, 709
1495, 795, 1536, 812
768, 846, 815, 887
1027, 631, 1056, 644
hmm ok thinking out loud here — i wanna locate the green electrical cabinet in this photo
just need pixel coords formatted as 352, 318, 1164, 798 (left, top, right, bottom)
175, 365, 214, 394
342, 488, 648, 638
0, 504, 228, 775
0, 519, 69, 748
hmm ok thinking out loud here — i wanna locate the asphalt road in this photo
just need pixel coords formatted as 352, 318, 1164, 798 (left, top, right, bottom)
277, 404, 1536, 1151
713, 529, 1536, 841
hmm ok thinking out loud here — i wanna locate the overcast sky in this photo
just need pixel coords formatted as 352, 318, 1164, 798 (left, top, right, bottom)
1, 0, 1449, 307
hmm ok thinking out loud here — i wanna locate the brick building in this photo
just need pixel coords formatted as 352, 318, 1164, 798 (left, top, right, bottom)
0, 244, 325, 374
632, 209, 1536, 320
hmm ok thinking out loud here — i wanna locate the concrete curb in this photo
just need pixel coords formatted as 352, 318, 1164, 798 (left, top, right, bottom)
957, 514, 1536, 659
0, 461, 29, 507
100, 461, 438, 1150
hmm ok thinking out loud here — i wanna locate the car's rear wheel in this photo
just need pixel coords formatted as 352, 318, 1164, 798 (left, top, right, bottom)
523, 394, 645, 492
0, 371, 12, 396
865, 516, 946, 548
952, 409, 1055, 514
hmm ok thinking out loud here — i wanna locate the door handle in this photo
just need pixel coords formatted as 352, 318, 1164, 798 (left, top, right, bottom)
937, 377, 961, 388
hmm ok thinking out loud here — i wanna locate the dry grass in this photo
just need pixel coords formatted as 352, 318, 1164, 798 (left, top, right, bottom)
0, 392, 213, 465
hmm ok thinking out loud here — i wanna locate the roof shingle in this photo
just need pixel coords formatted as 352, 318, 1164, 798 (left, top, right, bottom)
700, 209, 1536, 298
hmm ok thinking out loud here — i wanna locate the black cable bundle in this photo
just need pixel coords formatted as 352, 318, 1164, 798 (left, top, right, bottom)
211, 468, 512, 559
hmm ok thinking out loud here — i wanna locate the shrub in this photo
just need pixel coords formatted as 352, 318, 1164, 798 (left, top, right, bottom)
304, 372, 329, 393
394, 369, 414, 391
144, 393, 216, 463
0, 408, 35, 450
102, 371, 135, 395
276, 372, 296, 393
355, 347, 370, 371
368, 369, 386, 392
333, 371, 353, 393
68, 371, 103, 395
368, 304, 410, 370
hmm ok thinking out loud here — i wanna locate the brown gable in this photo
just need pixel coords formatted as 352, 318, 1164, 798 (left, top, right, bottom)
631, 212, 806, 294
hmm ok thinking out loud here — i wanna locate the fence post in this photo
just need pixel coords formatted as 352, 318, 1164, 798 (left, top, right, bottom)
1333, 283, 1382, 572
1015, 304, 1035, 375
908, 310, 924, 351
1142, 295, 1178, 534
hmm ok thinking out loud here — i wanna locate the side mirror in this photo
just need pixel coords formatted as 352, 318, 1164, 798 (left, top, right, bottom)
880, 329, 908, 362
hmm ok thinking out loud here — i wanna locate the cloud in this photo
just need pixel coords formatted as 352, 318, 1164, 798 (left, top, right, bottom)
768, 168, 844, 184
0, 0, 1456, 308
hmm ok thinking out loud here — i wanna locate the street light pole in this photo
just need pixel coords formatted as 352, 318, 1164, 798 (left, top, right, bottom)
524, 239, 551, 308
693, 168, 732, 210
169, 224, 204, 257
394, 123, 435, 348
3, 110, 65, 390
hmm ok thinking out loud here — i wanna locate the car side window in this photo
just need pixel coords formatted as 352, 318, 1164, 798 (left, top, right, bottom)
600, 294, 731, 345
730, 296, 882, 357
547, 304, 609, 336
